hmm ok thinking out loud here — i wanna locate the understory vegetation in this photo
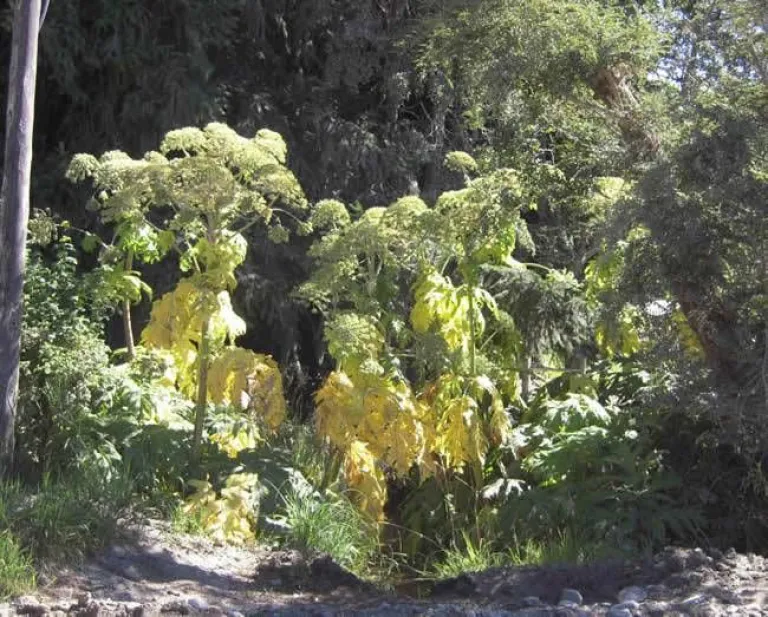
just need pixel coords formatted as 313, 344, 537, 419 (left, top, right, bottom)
1, 0, 767, 598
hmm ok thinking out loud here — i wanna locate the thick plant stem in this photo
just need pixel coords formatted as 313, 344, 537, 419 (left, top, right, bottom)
467, 285, 477, 377
191, 316, 211, 471
0, 0, 43, 478
123, 251, 136, 360
521, 355, 531, 402
123, 299, 136, 360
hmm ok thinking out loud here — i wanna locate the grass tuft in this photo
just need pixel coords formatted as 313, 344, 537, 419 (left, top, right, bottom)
432, 531, 506, 578
0, 471, 135, 566
507, 528, 619, 566
280, 489, 380, 577
0, 531, 36, 599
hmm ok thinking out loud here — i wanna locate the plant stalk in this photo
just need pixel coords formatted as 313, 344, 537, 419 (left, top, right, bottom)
122, 251, 136, 360
191, 315, 211, 471
467, 285, 477, 377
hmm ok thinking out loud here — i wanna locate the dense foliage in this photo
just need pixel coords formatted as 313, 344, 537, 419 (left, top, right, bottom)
2, 0, 768, 589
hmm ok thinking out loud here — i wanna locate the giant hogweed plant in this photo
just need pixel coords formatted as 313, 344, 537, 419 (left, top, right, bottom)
67, 124, 309, 466
302, 154, 543, 522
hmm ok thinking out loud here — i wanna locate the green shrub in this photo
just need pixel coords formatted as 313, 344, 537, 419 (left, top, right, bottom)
17, 238, 121, 479
498, 369, 702, 553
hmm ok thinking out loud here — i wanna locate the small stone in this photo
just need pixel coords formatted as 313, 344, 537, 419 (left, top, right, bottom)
707, 547, 723, 559
617, 586, 647, 604
74, 601, 100, 617
559, 589, 583, 605
122, 565, 142, 581
48, 603, 73, 613
523, 597, 543, 607
186, 599, 209, 613
612, 601, 639, 611
606, 609, 632, 617
14, 597, 47, 617
515, 609, 557, 617
76, 593, 92, 608
645, 603, 669, 617
681, 594, 707, 606
489, 580, 507, 596
160, 600, 190, 615
110, 545, 128, 558
225, 611, 244, 617
120, 603, 142, 613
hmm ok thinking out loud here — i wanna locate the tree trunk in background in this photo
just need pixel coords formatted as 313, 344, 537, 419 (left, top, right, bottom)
0, 0, 43, 478
589, 65, 748, 388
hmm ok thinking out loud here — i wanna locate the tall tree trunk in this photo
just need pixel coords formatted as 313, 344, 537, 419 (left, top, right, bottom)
0, 0, 43, 478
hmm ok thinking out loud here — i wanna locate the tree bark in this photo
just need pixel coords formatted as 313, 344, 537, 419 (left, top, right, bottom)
0, 0, 43, 478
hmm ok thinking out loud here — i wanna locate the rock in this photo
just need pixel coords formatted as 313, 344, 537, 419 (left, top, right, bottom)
137, 605, 160, 617
225, 611, 244, 617
122, 565, 143, 581
110, 545, 129, 558
617, 586, 647, 604
509, 609, 557, 617
14, 597, 47, 617
644, 602, 670, 617
489, 580, 509, 596
522, 597, 543, 607
644, 584, 666, 599
433, 574, 477, 596
76, 593, 93, 608
558, 589, 583, 605
605, 609, 632, 617
186, 599, 209, 613
611, 601, 639, 611
160, 600, 190, 615
73, 601, 100, 617
680, 594, 707, 607
120, 603, 144, 617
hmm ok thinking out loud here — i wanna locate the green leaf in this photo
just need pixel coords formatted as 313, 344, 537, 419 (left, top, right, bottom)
81, 233, 100, 253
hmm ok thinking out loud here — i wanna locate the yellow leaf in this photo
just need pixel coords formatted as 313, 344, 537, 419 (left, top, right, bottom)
207, 348, 286, 431
344, 440, 387, 522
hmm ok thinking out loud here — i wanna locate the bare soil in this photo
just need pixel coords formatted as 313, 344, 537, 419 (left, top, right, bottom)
8, 519, 768, 616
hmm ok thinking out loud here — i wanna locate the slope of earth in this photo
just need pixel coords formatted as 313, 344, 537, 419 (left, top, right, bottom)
3, 520, 767, 617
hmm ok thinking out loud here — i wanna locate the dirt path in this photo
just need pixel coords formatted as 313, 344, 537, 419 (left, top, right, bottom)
5, 520, 768, 617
